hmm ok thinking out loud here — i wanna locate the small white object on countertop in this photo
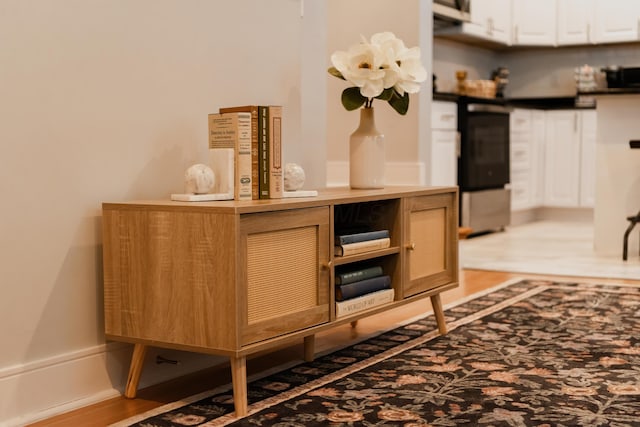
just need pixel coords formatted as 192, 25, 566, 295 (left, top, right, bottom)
284, 163, 306, 191
184, 163, 215, 194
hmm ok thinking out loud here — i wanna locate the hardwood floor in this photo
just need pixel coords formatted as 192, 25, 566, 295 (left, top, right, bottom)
27, 269, 640, 427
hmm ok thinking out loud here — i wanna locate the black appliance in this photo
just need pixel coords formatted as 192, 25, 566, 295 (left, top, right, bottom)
601, 66, 640, 88
457, 100, 512, 233
433, 0, 471, 29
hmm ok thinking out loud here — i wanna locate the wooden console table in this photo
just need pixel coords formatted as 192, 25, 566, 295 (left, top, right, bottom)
102, 186, 459, 416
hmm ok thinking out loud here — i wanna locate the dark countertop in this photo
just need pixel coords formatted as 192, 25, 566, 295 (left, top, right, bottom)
433, 89, 640, 109
433, 92, 595, 110
583, 88, 640, 95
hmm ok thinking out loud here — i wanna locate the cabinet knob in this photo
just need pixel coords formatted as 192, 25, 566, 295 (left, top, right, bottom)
322, 260, 333, 270
406, 242, 416, 251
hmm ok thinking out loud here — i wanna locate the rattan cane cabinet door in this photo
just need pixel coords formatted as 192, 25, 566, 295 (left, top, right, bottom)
402, 192, 458, 298
239, 206, 331, 345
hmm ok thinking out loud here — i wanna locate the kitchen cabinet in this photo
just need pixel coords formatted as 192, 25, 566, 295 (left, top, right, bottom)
436, 0, 512, 46
512, 0, 557, 46
435, 0, 640, 48
509, 109, 531, 210
544, 110, 581, 206
509, 109, 533, 210
592, 0, 640, 44
509, 109, 546, 211
557, 0, 594, 45
532, 111, 547, 206
544, 110, 596, 208
102, 186, 459, 416
430, 101, 458, 187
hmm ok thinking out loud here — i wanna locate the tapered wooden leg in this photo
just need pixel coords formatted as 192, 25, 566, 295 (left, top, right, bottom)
230, 355, 248, 417
430, 293, 448, 335
124, 343, 147, 398
350, 320, 358, 328
304, 335, 315, 362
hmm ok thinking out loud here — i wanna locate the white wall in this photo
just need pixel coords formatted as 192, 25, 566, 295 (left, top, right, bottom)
503, 43, 640, 97
432, 38, 500, 93
0, 0, 326, 424
433, 39, 640, 98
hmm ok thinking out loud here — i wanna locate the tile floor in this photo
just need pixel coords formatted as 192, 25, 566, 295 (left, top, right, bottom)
460, 220, 640, 280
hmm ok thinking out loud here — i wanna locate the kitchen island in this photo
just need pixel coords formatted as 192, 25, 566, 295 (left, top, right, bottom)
591, 89, 640, 257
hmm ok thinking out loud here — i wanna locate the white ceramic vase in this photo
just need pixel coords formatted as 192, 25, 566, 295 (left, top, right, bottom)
349, 107, 385, 189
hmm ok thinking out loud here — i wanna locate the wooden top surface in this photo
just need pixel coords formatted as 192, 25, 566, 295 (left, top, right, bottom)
103, 186, 458, 214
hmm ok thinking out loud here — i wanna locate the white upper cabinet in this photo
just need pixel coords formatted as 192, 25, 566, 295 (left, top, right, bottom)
592, 0, 640, 44
512, 0, 557, 46
436, 0, 640, 47
557, 0, 594, 45
454, 0, 512, 45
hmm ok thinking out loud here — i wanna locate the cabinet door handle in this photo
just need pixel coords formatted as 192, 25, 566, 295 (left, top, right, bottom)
322, 260, 333, 270
406, 242, 416, 251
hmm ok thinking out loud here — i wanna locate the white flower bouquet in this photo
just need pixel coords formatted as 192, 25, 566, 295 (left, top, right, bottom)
328, 32, 427, 115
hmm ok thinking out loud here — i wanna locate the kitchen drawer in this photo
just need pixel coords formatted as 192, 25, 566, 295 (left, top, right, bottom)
510, 181, 531, 210
510, 170, 531, 210
510, 109, 532, 133
510, 169, 529, 185
432, 101, 457, 130
510, 141, 530, 171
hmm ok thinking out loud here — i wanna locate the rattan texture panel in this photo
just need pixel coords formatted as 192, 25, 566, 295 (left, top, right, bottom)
246, 226, 318, 324
409, 208, 445, 280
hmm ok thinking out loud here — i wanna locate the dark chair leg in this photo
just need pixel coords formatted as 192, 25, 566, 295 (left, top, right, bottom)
623, 217, 639, 261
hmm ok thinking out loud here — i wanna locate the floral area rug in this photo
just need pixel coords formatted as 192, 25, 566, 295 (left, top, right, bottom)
114, 279, 640, 426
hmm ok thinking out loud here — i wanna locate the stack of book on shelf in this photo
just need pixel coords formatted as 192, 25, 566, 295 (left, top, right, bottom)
334, 229, 390, 257
335, 265, 394, 318
209, 105, 283, 201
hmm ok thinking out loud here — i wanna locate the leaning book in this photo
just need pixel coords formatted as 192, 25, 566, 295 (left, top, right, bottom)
335, 288, 395, 318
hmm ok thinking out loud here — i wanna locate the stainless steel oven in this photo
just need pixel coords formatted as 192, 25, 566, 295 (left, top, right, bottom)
457, 102, 512, 233
459, 104, 511, 191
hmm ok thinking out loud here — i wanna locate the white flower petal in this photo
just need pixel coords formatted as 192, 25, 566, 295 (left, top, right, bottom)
330, 32, 424, 110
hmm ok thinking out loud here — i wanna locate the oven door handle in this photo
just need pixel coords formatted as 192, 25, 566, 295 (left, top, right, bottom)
467, 104, 514, 114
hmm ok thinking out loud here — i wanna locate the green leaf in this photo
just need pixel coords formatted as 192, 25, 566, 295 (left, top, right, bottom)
341, 87, 367, 111
375, 88, 394, 101
328, 67, 346, 80
388, 91, 409, 115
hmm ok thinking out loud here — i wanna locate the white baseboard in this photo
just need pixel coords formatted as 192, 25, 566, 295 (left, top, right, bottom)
326, 160, 425, 187
0, 342, 225, 426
